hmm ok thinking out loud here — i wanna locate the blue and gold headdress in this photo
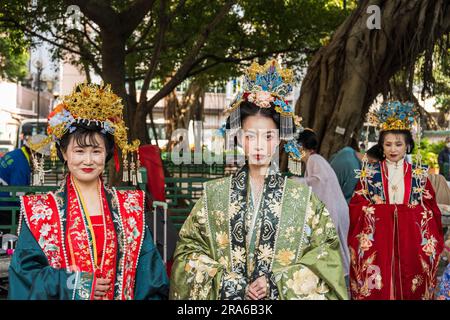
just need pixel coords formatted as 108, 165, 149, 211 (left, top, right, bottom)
221, 59, 304, 175
226, 59, 301, 140
369, 101, 417, 131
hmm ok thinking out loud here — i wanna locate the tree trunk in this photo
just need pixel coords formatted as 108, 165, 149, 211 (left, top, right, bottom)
163, 81, 206, 152
100, 31, 128, 185
295, 0, 450, 159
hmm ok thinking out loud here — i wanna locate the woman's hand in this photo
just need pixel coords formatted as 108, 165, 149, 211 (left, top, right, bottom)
93, 277, 111, 300
246, 276, 267, 300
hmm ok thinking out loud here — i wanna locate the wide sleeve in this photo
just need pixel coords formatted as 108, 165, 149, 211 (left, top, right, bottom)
133, 227, 170, 300
274, 195, 348, 300
170, 194, 248, 300
348, 181, 372, 236
422, 178, 445, 242
8, 222, 94, 300
299, 157, 323, 188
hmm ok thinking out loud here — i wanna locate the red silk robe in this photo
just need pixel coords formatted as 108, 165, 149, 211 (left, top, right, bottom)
348, 160, 444, 300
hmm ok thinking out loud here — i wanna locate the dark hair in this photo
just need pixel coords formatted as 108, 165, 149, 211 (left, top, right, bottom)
296, 128, 318, 152
350, 137, 360, 152
57, 121, 115, 163
366, 145, 384, 162
225, 101, 280, 129
377, 129, 415, 157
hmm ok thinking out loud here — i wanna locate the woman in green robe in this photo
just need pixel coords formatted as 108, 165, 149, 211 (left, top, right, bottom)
8, 83, 169, 300
169, 60, 348, 300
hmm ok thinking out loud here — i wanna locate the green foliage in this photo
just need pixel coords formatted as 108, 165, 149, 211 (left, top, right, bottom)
0, 9, 29, 81
411, 138, 444, 168
0, 35, 28, 81
0, 0, 352, 88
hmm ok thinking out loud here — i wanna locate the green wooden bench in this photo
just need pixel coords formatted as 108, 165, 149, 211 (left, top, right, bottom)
0, 186, 58, 235
164, 176, 214, 230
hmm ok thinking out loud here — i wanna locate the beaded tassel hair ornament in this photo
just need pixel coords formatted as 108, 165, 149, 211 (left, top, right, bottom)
356, 100, 426, 200
23, 134, 51, 185
27, 82, 141, 185
221, 59, 304, 174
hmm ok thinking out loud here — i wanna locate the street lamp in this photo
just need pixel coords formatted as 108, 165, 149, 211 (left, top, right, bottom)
34, 59, 43, 132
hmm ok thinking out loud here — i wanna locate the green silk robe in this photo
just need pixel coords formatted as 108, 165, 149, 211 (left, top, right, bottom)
169, 167, 348, 300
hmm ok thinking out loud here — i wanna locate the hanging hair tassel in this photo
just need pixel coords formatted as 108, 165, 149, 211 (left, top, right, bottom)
32, 154, 38, 186
288, 158, 302, 176
130, 153, 137, 186
229, 106, 241, 130
39, 156, 45, 185
122, 152, 129, 182
50, 142, 58, 168
136, 152, 143, 184
280, 115, 294, 140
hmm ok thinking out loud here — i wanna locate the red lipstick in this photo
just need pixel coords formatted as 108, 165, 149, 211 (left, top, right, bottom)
82, 168, 94, 173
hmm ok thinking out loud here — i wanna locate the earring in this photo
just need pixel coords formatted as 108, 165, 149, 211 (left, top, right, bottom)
32, 154, 45, 185
130, 153, 137, 186
32, 155, 40, 185
122, 152, 129, 182
136, 153, 143, 184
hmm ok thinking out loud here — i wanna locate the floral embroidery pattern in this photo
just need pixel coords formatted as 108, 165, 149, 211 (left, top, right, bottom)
275, 249, 295, 267
22, 194, 65, 269
225, 166, 283, 299
285, 267, 329, 300
183, 253, 220, 299
417, 207, 440, 299
115, 189, 145, 300
350, 205, 383, 299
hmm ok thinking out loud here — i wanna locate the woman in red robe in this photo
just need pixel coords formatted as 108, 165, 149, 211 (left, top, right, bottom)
348, 101, 444, 300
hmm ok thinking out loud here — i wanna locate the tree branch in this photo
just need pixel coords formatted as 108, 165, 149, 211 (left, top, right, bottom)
168, 0, 187, 22
186, 46, 309, 78
81, 23, 101, 52
119, 0, 157, 37
85, 18, 101, 35
143, 0, 236, 110
138, 0, 169, 104
64, 0, 117, 30
2, 16, 103, 77
126, 16, 154, 54
1, 17, 83, 55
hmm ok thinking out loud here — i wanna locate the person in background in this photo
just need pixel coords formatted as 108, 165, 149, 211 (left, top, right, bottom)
437, 236, 450, 300
292, 128, 350, 287
438, 136, 450, 180
348, 101, 444, 300
0, 134, 49, 188
359, 142, 366, 153
330, 143, 383, 203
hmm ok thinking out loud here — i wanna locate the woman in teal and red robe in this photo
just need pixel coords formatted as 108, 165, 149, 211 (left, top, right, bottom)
8, 83, 169, 300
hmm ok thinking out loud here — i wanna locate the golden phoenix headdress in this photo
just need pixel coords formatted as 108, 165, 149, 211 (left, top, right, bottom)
28, 82, 141, 184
